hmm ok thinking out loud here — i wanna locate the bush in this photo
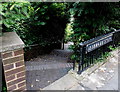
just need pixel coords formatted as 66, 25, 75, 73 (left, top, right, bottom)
2, 2, 70, 50
69, 2, 120, 61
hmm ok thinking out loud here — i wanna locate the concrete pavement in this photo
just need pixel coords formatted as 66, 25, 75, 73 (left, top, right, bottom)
43, 49, 119, 91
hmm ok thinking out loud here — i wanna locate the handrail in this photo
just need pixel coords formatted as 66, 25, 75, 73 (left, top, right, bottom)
77, 29, 120, 74
79, 29, 120, 47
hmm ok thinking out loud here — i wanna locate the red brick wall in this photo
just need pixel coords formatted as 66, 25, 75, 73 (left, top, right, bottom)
2, 49, 26, 91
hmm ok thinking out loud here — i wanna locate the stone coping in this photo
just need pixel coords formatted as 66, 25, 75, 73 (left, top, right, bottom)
0, 32, 25, 52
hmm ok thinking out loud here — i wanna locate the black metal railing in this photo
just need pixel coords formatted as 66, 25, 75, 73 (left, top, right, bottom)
75, 29, 120, 74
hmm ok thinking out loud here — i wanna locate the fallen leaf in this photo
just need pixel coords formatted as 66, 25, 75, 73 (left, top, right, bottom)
48, 81, 50, 83
109, 70, 114, 73
31, 84, 34, 87
36, 79, 39, 82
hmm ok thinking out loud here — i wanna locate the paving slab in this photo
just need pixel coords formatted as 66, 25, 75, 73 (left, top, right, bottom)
25, 44, 73, 90
77, 49, 118, 90
26, 68, 72, 90
69, 83, 85, 90
43, 73, 78, 90
42, 49, 119, 91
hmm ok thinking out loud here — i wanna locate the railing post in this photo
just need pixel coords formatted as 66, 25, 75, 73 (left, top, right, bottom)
112, 30, 120, 47
77, 29, 120, 74
112, 31, 115, 48
77, 43, 85, 74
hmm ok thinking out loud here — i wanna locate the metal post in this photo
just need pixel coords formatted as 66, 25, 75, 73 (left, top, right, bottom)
61, 38, 64, 50
112, 32, 116, 48
73, 60, 75, 70
78, 44, 85, 74
63, 38, 64, 50
87, 52, 90, 67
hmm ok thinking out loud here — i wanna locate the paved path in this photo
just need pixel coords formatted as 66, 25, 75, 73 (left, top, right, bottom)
26, 68, 72, 90
43, 49, 119, 91
25, 42, 73, 90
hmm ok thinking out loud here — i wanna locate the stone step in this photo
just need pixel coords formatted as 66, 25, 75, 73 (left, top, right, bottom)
50, 49, 73, 58
50, 49, 73, 63
26, 62, 73, 71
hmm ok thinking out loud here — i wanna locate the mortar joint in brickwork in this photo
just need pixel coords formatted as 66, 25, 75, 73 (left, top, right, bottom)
13, 63, 16, 68
6, 75, 25, 85
3, 54, 23, 61
15, 74, 17, 79
12, 51, 14, 57
3, 59, 24, 66
6, 77, 17, 84
16, 85, 26, 90
17, 80, 26, 88
5, 65, 24, 73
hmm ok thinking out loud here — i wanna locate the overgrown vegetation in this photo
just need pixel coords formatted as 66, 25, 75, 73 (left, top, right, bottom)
1, 2, 120, 67
69, 2, 120, 61
96, 46, 119, 63
1, 2, 70, 49
64, 23, 73, 43
1, 2, 120, 90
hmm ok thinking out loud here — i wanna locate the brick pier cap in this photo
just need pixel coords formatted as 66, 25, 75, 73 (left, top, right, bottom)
0, 32, 27, 91
0, 32, 25, 53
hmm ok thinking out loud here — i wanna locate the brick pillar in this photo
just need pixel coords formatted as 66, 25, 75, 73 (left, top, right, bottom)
0, 32, 26, 91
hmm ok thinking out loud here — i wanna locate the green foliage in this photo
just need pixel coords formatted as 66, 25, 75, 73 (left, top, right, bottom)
2, 2, 70, 49
64, 23, 73, 43
108, 46, 115, 51
108, 45, 118, 51
2, 2, 119, 62
1, 2, 30, 28
69, 2, 120, 61
2, 86, 7, 92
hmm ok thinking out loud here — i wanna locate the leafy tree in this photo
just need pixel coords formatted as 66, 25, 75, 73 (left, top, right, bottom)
69, 2, 120, 61
1, 2, 30, 29
1, 2, 70, 49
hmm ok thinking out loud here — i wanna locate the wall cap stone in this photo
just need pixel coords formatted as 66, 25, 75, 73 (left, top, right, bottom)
0, 32, 25, 52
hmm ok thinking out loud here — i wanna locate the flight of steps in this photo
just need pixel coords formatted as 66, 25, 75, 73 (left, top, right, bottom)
50, 42, 74, 62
